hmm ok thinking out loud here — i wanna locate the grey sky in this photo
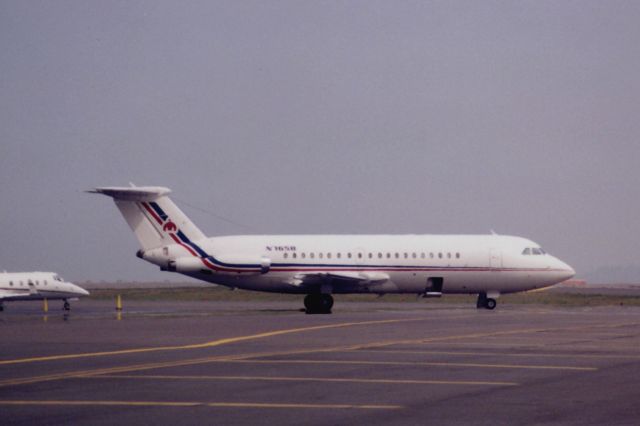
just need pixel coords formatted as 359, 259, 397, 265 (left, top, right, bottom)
1, 1, 639, 282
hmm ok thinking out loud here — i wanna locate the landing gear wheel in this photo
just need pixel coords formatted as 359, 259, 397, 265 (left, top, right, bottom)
304, 295, 312, 312
320, 294, 334, 312
63, 301, 70, 311
304, 294, 333, 314
485, 298, 497, 310
476, 292, 487, 309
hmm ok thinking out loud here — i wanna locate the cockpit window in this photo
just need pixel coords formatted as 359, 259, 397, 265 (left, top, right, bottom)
54, 275, 63, 281
522, 247, 546, 255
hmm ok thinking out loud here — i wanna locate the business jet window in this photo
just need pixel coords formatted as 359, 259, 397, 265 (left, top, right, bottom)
456, 252, 460, 259
421, 253, 426, 259
447, 253, 451, 259
386, 253, 391, 259
283, 253, 288, 259
336, 253, 341, 259
318, 253, 323, 259
9, 281, 13, 286
301, 253, 306, 259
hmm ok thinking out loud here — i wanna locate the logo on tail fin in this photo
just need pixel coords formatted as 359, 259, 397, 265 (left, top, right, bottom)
141, 201, 207, 258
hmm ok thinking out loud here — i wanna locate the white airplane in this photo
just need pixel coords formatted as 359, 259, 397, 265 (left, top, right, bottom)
0, 272, 89, 311
90, 186, 575, 314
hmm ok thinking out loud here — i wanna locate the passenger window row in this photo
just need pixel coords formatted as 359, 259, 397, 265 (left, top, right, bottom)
7, 280, 48, 287
282, 252, 461, 260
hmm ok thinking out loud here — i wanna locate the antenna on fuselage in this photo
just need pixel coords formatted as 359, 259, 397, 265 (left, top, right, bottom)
173, 196, 258, 233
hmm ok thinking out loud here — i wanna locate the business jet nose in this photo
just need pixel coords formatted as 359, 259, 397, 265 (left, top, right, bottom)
73, 284, 90, 296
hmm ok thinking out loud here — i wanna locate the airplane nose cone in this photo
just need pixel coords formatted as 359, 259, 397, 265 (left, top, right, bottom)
563, 267, 576, 281
72, 284, 90, 296
557, 260, 575, 281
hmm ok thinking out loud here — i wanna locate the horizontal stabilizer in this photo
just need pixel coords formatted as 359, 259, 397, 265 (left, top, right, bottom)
87, 186, 171, 201
89, 185, 206, 251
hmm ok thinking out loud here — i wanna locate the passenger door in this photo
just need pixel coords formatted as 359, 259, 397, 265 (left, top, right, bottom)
490, 249, 502, 270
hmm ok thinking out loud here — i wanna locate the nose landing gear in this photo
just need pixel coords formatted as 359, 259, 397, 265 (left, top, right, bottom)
476, 292, 497, 310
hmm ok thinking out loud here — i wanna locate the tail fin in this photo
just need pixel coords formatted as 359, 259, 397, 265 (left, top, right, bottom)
89, 186, 206, 251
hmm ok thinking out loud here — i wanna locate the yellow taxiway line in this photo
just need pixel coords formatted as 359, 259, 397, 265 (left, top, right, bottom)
0, 323, 605, 387
225, 359, 597, 371
0, 351, 593, 388
353, 349, 640, 360
6, 319, 629, 388
330, 320, 640, 353
94, 373, 519, 387
0, 400, 402, 410
0, 318, 421, 366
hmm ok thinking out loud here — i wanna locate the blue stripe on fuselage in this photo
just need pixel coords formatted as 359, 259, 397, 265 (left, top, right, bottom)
176, 230, 209, 258
146, 201, 264, 270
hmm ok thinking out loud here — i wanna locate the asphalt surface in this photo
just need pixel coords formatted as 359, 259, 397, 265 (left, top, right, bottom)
1, 299, 640, 425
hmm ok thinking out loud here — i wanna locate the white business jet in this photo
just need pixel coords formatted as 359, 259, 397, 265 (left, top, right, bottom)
0, 272, 89, 311
90, 186, 574, 314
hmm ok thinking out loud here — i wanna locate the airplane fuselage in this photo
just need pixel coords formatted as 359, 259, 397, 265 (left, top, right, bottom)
92, 185, 575, 313
140, 234, 574, 296
0, 272, 89, 310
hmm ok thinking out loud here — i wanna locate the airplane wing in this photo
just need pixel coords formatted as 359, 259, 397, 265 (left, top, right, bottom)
0, 289, 31, 300
288, 271, 389, 287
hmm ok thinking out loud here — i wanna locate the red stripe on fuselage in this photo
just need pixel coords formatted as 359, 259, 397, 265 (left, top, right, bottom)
169, 233, 199, 257
267, 267, 564, 273
201, 258, 218, 270
138, 201, 250, 273
167, 234, 251, 273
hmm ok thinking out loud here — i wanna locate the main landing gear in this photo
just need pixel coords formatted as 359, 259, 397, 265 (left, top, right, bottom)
304, 294, 334, 314
63, 300, 71, 311
476, 292, 497, 310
